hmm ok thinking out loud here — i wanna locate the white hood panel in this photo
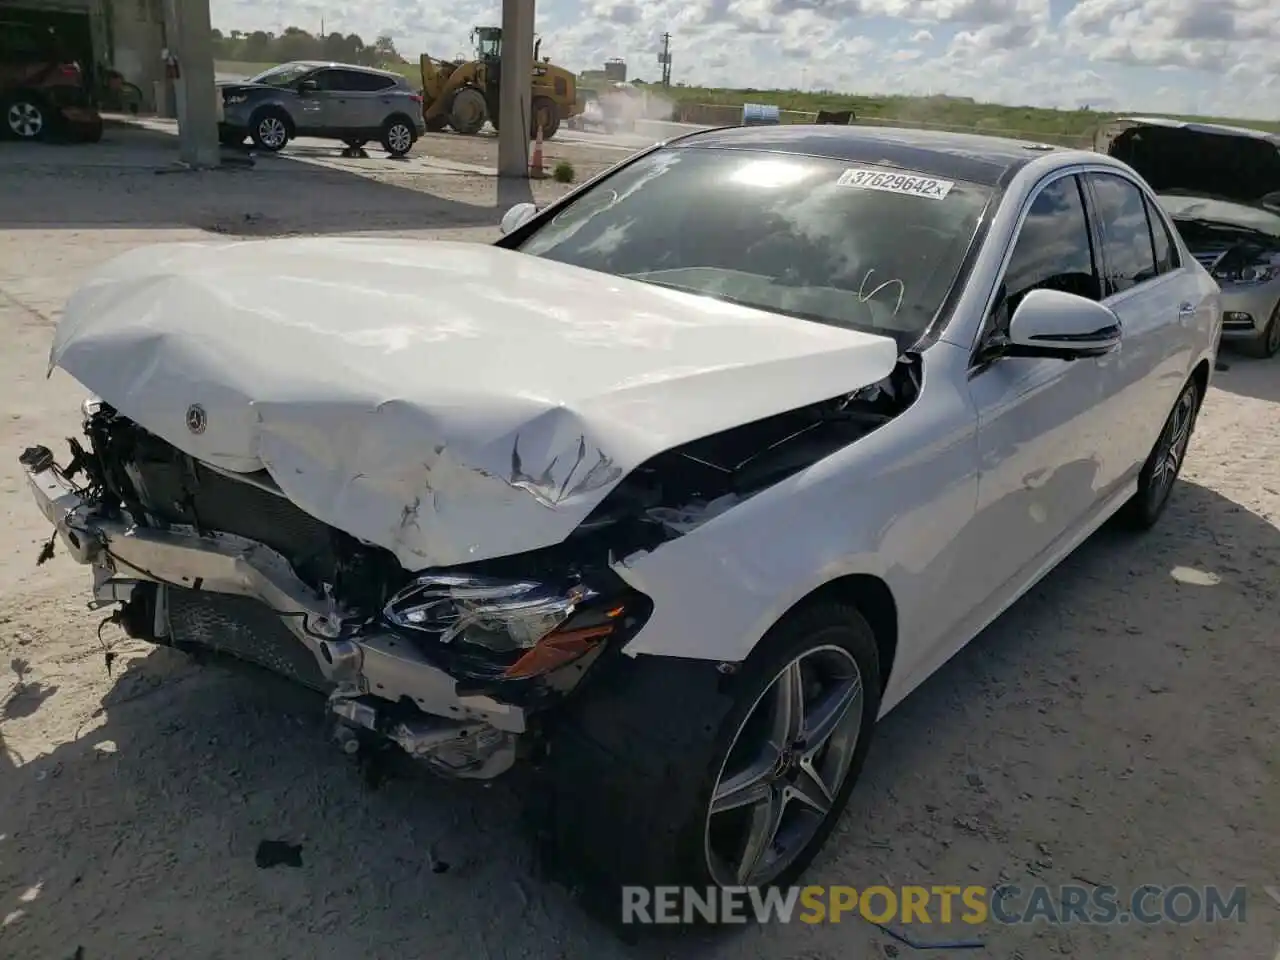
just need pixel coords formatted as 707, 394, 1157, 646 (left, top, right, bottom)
50, 237, 900, 569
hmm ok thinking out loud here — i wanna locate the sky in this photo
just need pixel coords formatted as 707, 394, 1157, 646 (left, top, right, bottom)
210, 0, 1279, 121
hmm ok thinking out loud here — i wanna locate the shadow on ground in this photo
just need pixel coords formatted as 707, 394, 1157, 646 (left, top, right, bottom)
0, 120, 532, 234
1, 475, 1276, 959
1212, 351, 1280, 404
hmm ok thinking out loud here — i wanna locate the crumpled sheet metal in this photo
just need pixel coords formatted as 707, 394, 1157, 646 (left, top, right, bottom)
50, 236, 901, 570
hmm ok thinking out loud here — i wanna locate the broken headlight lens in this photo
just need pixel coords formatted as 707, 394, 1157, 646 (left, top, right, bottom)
81, 395, 103, 427
383, 574, 596, 653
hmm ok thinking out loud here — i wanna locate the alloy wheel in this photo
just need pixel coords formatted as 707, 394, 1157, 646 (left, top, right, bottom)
1150, 386, 1196, 506
387, 123, 412, 154
7, 101, 43, 139
257, 117, 287, 149
704, 644, 864, 887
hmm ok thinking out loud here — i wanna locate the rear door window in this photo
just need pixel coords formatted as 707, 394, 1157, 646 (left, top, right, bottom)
1087, 172, 1160, 294
0, 24, 54, 60
1143, 194, 1181, 274
344, 71, 396, 92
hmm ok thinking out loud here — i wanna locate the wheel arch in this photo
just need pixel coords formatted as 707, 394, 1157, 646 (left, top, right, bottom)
5, 87, 48, 105
769, 574, 899, 693
1190, 356, 1210, 404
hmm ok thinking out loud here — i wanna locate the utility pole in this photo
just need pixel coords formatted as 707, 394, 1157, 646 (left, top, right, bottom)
163, 0, 219, 168
497, 0, 535, 177
658, 32, 672, 87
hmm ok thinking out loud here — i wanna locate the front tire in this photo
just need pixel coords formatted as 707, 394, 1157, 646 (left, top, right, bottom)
1238, 302, 1280, 359
535, 601, 881, 920
1120, 375, 1202, 530
249, 109, 290, 152
448, 87, 487, 135
531, 96, 559, 139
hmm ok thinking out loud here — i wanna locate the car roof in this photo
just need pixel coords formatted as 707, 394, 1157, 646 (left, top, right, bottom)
281, 60, 403, 79
669, 124, 1065, 187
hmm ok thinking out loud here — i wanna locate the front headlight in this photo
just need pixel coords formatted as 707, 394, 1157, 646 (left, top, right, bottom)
224, 94, 248, 105
384, 574, 595, 652
1216, 262, 1280, 284
1238, 263, 1280, 284
81, 395, 103, 427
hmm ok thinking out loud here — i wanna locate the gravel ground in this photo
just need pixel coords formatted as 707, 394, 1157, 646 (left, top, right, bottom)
0, 122, 1277, 960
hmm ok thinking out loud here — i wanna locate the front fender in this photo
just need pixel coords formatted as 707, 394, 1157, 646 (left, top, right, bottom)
615, 343, 981, 692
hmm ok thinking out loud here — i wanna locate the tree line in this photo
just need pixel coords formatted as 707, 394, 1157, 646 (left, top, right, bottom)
210, 27, 406, 67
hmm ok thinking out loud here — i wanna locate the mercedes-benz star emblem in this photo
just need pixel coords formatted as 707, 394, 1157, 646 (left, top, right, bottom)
185, 403, 207, 435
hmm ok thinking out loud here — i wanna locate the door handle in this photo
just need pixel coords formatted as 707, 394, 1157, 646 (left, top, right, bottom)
1178, 302, 1196, 316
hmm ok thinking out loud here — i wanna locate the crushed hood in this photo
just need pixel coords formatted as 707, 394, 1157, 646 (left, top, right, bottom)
1098, 117, 1280, 207
50, 237, 900, 570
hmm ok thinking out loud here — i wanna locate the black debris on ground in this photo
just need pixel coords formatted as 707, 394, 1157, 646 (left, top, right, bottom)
255, 840, 304, 869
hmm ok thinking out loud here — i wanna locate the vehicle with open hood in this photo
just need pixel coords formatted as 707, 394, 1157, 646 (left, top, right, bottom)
1099, 117, 1280, 357
21, 125, 1219, 916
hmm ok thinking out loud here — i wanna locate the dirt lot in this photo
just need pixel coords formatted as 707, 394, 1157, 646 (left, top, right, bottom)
0, 122, 1277, 960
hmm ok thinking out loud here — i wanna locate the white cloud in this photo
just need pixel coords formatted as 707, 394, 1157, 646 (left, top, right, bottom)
210, 0, 1280, 119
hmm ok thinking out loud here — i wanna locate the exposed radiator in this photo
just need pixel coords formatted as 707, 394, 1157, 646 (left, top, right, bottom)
166, 587, 332, 692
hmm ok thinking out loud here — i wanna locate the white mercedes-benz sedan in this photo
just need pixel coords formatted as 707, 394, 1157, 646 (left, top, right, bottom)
21, 124, 1220, 912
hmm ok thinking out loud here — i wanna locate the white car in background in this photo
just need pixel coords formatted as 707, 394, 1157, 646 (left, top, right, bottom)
1100, 117, 1280, 357
22, 125, 1219, 913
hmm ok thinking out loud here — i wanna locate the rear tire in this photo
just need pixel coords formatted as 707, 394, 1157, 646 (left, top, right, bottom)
533, 601, 881, 923
1119, 375, 1202, 530
249, 108, 290, 152
1238, 303, 1280, 359
380, 117, 415, 157
4, 94, 48, 141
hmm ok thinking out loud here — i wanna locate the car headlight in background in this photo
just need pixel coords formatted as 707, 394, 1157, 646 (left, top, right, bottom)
1238, 263, 1280, 284
383, 574, 627, 679
223, 94, 248, 105
1215, 262, 1280, 284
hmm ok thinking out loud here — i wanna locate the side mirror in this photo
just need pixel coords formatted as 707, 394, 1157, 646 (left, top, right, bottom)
499, 202, 538, 236
1001, 288, 1121, 360
298, 79, 319, 94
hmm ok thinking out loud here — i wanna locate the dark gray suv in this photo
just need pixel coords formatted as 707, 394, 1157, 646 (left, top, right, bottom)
218, 61, 426, 157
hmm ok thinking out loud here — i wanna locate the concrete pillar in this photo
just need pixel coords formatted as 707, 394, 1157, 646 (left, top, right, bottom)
163, 0, 219, 167
497, 0, 535, 178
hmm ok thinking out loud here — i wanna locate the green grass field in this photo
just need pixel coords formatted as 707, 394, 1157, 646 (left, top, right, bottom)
215, 60, 1280, 142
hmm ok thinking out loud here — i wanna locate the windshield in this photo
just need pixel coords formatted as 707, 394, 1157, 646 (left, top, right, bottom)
1159, 193, 1280, 239
515, 148, 992, 346
249, 63, 314, 87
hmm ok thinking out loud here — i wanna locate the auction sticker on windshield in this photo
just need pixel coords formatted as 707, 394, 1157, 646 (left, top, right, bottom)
837, 168, 955, 200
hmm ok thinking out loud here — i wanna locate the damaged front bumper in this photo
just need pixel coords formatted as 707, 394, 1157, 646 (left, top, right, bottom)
22, 449, 525, 780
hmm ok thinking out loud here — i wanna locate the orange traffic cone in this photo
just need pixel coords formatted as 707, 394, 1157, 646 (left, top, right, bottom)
529, 124, 545, 179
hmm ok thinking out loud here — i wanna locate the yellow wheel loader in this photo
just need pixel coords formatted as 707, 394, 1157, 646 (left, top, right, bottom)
419, 27, 582, 139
